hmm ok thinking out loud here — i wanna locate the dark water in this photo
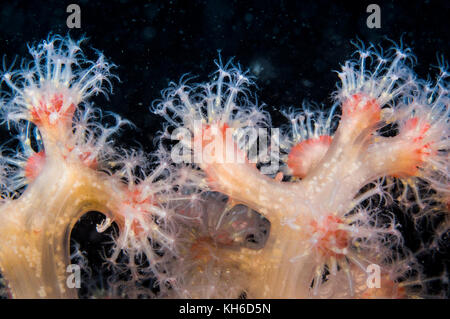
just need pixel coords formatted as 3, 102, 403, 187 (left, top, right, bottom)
1, 0, 448, 150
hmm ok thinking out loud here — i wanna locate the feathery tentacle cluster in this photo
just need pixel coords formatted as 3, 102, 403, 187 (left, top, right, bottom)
0, 35, 447, 299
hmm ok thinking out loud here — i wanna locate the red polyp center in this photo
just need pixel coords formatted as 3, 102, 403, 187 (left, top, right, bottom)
193, 122, 225, 163
194, 121, 247, 166
403, 117, 433, 160
309, 215, 349, 258
125, 189, 153, 206
118, 189, 154, 235
30, 93, 75, 127
392, 117, 434, 178
64, 146, 98, 169
402, 117, 431, 142
342, 93, 381, 127
197, 122, 229, 148
24, 151, 46, 181
287, 136, 332, 178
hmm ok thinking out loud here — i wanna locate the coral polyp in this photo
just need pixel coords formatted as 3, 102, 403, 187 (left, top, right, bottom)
0, 35, 175, 298
0, 35, 448, 299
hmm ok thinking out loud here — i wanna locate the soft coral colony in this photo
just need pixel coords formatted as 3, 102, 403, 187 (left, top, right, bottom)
0, 34, 448, 299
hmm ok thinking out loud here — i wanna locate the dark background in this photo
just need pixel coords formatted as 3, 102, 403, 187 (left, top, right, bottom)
0, 0, 448, 298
